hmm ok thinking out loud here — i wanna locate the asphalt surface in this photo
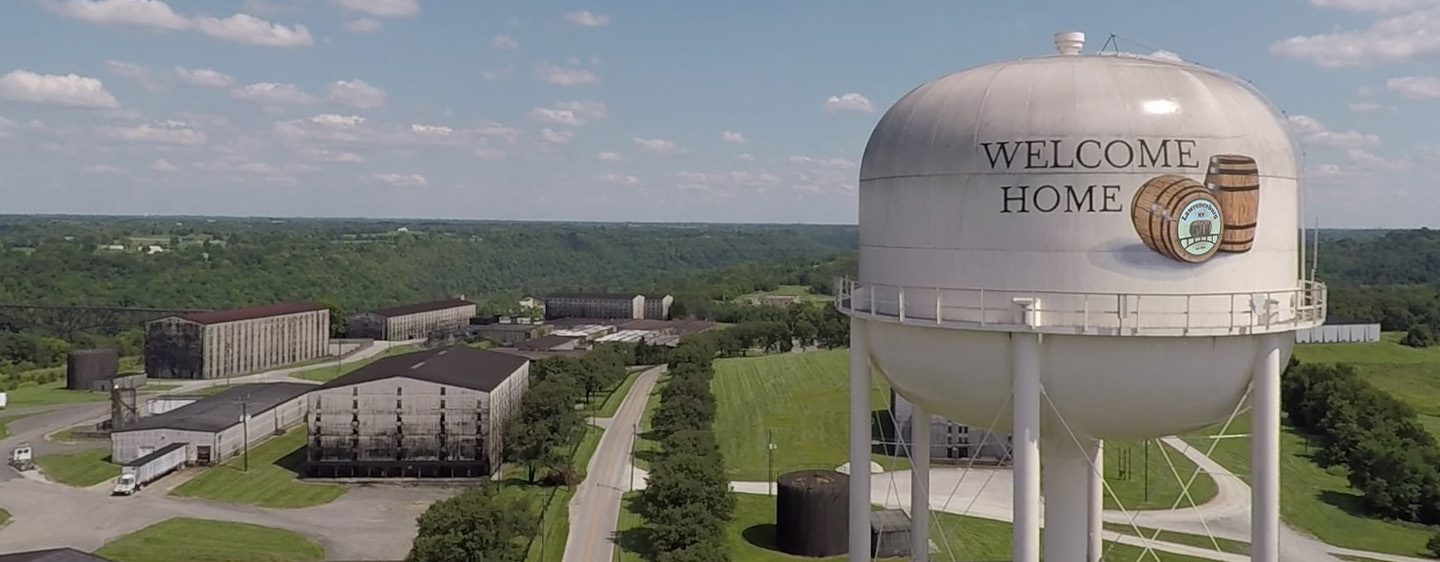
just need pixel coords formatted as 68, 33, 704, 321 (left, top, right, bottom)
0, 339, 452, 561
561, 366, 664, 562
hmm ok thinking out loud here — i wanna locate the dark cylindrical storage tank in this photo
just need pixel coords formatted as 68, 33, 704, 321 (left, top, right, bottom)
776, 469, 849, 557
66, 348, 120, 390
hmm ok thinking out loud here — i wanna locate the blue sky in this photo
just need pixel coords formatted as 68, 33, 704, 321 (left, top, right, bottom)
0, 0, 1436, 226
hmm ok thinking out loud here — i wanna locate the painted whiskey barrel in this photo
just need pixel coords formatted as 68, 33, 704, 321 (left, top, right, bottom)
1204, 154, 1260, 253
1130, 174, 1225, 264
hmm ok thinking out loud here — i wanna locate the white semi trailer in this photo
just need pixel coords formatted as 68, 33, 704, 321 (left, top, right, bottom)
113, 442, 187, 496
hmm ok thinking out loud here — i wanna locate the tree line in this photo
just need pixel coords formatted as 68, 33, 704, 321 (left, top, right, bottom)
1281, 357, 1440, 554
634, 333, 735, 562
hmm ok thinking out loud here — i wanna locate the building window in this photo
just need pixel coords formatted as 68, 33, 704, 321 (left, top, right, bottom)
439, 399, 446, 410
396, 399, 403, 409
439, 387, 446, 396
315, 397, 321, 409
352, 400, 359, 410
397, 387, 403, 396
352, 387, 358, 396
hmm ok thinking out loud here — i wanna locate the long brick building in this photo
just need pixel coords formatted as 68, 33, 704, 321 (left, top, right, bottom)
346, 298, 476, 341
144, 302, 331, 379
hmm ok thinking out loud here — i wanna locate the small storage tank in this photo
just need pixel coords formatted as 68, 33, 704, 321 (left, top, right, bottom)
776, 470, 849, 557
66, 349, 120, 391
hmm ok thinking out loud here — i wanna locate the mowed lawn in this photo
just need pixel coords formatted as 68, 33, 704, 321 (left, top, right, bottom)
710, 350, 1215, 510
711, 350, 901, 481
293, 345, 416, 383
35, 448, 121, 487
95, 517, 324, 562
616, 492, 1217, 562
170, 427, 347, 508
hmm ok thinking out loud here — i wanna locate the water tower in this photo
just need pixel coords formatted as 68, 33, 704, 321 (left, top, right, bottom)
837, 32, 1326, 562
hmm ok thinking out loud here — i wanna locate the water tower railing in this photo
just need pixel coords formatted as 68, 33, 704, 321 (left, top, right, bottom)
834, 278, 1326, 337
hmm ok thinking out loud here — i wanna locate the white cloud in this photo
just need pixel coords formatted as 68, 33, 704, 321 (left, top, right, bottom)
150, 158, 179, 171
102, 60, 167, 91
823, 93, 874, 113
343, 18, 382, 33
330, 0, 418, 17
788, 155, 860, 193
721, 131, 746, 144
1270, 6, 1440, 67
492, 35, 517, 50
240, 0, 298, 16
1307, 0, 1431, 13
365, 172, 426, 187
1345, 147, 1411, 170
1285, 115, 1381, 148
192, 13, 313, 47
534, 61, 598, 86
173, 66, 234, 88
1350, 101, 1384, 112
596, 151, 623, 162
327, 79, 387, 108
483, 66, 514, 82
541, 128, 574, 144
597, 173, 638, 185
528, 101, 607, 126
0, 70, 120, 108
563, 11, 609, 27
1387, 75, 1440, 99
48, 0, 312, 47
44, 0, 189, 30
475, 148, 506, 160
675, 171, 709, 191
736, 153, 755, 162
634, 137, 686, 155
83, 164, 127, 175
231, 82, 317, 105
302, 148, 365, 163
309, 114, 366, 128
410, 123, 454, 135
99, 120, 207, 145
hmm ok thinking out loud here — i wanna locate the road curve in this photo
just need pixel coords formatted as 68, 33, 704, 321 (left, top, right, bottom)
561, 366, 664, 562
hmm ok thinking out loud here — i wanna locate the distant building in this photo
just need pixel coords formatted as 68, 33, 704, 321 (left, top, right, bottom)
347, 298, 477, 341
144, 302, 331, 380
543, 293, 672, 320
111, 382, 311, 465
516, 334, 585, 352
518, 296, 543, 309
470, 323, 547, 346
890, 390, 1011, 463
305, 345, 530, 478
756, 294, 802, 307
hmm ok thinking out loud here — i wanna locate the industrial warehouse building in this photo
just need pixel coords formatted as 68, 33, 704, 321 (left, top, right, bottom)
469, 322, 547, 345
111, 382, 311, 465
144, 302, 331, 379
304, 345, 530, 478
346, 298, 477, 341
543, 293, 673, 320
890, 390, 1011, 463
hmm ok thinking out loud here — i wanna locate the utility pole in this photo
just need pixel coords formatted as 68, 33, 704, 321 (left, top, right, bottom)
1143, 439, 1150, 503
767, 428, 776, 496
629, 423, 638, 492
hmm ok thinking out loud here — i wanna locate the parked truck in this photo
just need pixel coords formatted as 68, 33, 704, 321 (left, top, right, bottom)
7, 443, 34, 471
112, 442, 187, 496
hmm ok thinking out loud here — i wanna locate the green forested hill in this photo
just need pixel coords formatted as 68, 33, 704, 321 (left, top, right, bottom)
0, 217, 857, 313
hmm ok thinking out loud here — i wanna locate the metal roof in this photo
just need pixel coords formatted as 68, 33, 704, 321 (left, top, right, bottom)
363, 298, 475, 319
123, 442, 187, 467
517, 334, 581, 351
0, 549, 116, 562
172, 302, 327, 325
115, 382, 314, 434
321, 345, 527, 392
544, 293, 640, 300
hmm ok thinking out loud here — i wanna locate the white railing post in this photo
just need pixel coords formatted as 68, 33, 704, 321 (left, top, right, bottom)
936, 288, 943, 324
979, 289, 986, 326
899, 288, 906, 322
869, 285, 876, 318
1184, 295, 1192, 335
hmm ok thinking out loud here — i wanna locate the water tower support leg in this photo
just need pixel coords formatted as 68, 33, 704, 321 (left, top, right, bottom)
1251, 334, 1282, 562
910, 404, 930, 562
1012, 332, 1042, 562
1042, 435, 1097, 562
1089, 439, 1104, 562
848, 320, 873, 562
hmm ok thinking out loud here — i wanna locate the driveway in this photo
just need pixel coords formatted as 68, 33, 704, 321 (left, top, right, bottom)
561, 366, 664, 562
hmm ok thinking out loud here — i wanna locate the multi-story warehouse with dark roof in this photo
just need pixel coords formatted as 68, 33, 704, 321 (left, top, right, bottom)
143, 303, 331, 380
304, 345, 529, 478
543, 293, 673, 320
346, 298, 477, 341
110, 382, 311, 464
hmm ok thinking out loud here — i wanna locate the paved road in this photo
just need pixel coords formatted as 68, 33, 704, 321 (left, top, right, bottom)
0, 338, 443, 560
561, 366, 664, 562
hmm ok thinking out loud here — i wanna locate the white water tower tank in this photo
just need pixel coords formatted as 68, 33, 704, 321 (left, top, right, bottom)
837, 31, 1326, 562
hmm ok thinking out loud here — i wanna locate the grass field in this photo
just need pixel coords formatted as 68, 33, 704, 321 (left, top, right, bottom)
737, 284, 834, 305
170, 427, 347, 508
293, 345, 416, 383
46, 423, 108, 443
35, 448, 120, 487
709, 350, 1214, 510
0, 414, 22, 438
1102, 522, 1249, 555
615, 492, 1217, 562
3, 380, 107, 407
0, 507, 9, 528
588, 369, 644, 419
95, 517, 324, 562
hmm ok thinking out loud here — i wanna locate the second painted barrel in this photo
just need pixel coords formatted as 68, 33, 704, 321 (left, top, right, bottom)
1204, 154, 1260, 253
1130, 174, 1225, 264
